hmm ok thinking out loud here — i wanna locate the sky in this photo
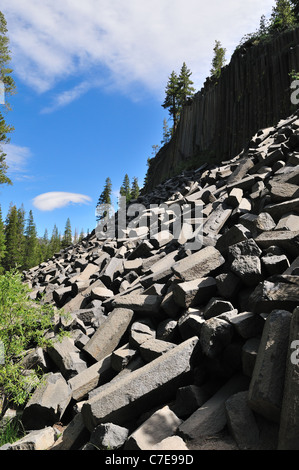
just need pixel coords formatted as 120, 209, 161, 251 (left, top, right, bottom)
0, 0, 275, 238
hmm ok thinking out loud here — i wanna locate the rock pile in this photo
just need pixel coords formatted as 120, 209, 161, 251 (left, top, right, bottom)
2, 111, 299, 451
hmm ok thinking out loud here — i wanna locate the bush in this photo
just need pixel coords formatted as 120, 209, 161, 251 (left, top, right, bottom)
0, 270, 58, 419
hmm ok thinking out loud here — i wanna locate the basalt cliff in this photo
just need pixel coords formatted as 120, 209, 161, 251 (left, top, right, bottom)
145, 27, 299, 191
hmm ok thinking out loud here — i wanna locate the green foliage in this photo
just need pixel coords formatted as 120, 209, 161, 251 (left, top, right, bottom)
210, 40, 226, 79
161, 118, 172, 145
130, 176, 140, 200
0, 11, 16, 186
289, 69, 299, 80
119, 174, 131, 203
0, 270, 57, 417
96, 177, 113, 221
162, 70, 180, 130
61, 217, 72, 249
0, 205, 6, 273
3, 204, 20, 271
49, 224, 61, 257
0, 417, 25, 446
236, 1, 298, 52
177, 62, 196, 106
162, 63, 195, 130
269, 0, 295, 31
23, 210, 39, 270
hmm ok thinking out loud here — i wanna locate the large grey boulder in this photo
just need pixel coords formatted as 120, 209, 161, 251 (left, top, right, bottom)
68, 355, 114, 401
225, 391, 260, 450
47, 336, 88, 380
249, 275, 299, 313
110, 294, 162, 315
81, 337, 198, 431
86, 423, 129, 450
125, 405, 182, 450
172, 246, 225, 281
83, 308, 134, 362
248, 310, 292, 423
22, 372, 72, 430
177, 375, 249, 440
6, 427, 55, 451
200, 317, 234, 359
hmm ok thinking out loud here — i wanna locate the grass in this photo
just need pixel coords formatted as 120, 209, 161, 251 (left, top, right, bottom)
0, 418, 25, 446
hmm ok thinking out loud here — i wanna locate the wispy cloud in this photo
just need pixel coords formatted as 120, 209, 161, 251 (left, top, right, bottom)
41, 80, 94, 114
2, 143, 32, 180
2, 0, 275, 100
33, 191, 92, 211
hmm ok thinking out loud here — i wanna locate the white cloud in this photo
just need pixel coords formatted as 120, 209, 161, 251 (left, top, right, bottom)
33, 192, 92, 211
1, 0, 275, 101
40, 80, 94, 114
2, 143, 32, 180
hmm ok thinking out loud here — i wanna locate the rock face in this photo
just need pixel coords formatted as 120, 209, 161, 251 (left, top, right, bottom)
2, 109, 299, 451
145, 27, 299, 190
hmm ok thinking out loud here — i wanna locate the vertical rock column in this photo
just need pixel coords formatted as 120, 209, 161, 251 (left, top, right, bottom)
278, 307, 299, 450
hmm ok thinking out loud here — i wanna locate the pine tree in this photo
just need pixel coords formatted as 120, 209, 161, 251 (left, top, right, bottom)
210, 40, 226, 79
130, 177, 140, 200
49, 224, 61, 256
269, 0, 295, 31
79, 229, 85, 242
61, 218, 72, 249
161, 118, 171, 145
40, 228, 50, 261
258, 14, 270, 36
73, 228, 79, 245
177, 62, 195, 108
23, 210, 38, 270
0, 11, 16, 186
162, 71, 180, 131
0, 204, 6, 272
96, 177, 112, 221
119, 174, 131, 203
16, 205, 25, 267
3, 204, 19, 270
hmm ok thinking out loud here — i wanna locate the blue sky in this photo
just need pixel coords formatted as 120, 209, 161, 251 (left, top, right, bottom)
0, 0, 275, 238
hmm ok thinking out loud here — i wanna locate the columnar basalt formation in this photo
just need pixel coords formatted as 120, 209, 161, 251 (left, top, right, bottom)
1, 110, 299, 451
145, 27, 299, 191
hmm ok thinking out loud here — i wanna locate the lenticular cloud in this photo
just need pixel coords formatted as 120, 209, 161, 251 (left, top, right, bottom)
33, 192, 92, 211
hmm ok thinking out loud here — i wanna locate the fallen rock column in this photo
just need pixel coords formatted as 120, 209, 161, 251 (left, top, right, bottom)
278, 307, 299, 450
248, 310, 292, 423
81, 337, 198, 431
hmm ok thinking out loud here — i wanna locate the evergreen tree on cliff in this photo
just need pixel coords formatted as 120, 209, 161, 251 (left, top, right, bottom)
210, 40, 226, 79
177, 62, 195, 107
162, 64, 195, 132
270, 0, 295, 31
162, 71, 180, 131
0, 11, 16, 186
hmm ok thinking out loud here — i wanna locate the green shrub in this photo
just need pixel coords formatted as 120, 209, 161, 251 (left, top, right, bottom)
0, 270, 58, 418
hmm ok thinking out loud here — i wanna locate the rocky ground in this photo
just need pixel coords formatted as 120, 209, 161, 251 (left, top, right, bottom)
1, 111, 299, 451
